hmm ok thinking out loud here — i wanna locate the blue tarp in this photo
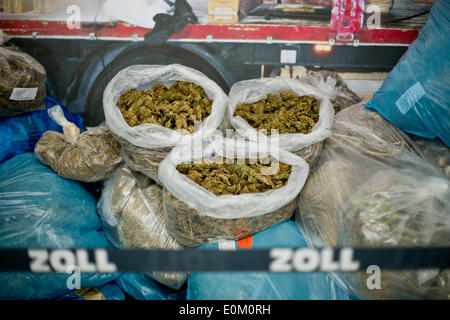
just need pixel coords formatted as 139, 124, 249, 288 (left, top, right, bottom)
187, 221, 353, 300
0, 96, 84, 165
57, 282, 126, 300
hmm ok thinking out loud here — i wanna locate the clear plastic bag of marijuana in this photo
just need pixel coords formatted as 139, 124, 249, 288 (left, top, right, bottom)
159, 136, 310, 247
35, 105, 122, 182
0, 45, 46, 117
408, 135, 450, 178
103, 64, 228, 184
295, 104, 450, 299
97, 165, 186, 289
228, 76, 338, 172
339, 169, 450, 300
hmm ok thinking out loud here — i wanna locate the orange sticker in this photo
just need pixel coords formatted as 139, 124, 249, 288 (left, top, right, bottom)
237, 236, 253, 249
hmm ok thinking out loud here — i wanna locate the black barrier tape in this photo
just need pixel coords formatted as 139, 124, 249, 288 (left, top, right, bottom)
0, 247, 448, 273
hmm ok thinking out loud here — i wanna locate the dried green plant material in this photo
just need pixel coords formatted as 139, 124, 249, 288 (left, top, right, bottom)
117, 81, 212, 133
164, 189, 297, 247
408, 135, 450, 178
114, 134, 172, 185
298, 107, 425, 248
35, 125, 122, 182
341, 171, 450, 300
103, 165, 186, 289
234, 92, 319, 135
176, 158, 292, 196
0, 47, 46, 116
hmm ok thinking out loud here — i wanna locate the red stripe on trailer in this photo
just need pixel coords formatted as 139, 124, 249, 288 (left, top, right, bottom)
0, 20, 419, 45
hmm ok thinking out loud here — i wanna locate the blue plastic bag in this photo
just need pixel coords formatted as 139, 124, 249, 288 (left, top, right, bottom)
0, 96, 84, 165
365, 0, 450, 146
115, 273, 186, 300
57, 282, 126, 300
187, 221, 352, 300
0, 153, 119, 300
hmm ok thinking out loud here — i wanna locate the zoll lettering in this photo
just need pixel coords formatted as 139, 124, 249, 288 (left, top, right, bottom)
269, 248, 360, 272
28, 249, 117, 273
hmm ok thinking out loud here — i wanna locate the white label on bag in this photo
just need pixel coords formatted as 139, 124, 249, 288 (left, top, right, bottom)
395, 82, 425, 115
280, 50, 297, 64
9, 87, 38, 101
218, 240, 236, 251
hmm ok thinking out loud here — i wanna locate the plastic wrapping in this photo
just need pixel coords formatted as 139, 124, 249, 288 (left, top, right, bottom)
0, 153, 119, 300
115, 273, 187, 300
0, 96, 84, 165
228, 76, 337, 172
297, 104, 426, 247
0, 46, 46, 117
0, 30, 10, 45
159, 136, 309, 247
35, 105, 122, 182
103, 64, 228, 184
305, 70, 362, 113
57, 282, 126, 300
296, 104, 450, 299
187, 221, 353, 300
339, 170, 450, 300
365, 0, 450, 146
408, 135, 450, 178
97, 165, 187, 289
102, 0, 172, 29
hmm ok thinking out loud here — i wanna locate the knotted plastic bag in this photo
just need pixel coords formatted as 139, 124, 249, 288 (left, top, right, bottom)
35, 105, 122, 182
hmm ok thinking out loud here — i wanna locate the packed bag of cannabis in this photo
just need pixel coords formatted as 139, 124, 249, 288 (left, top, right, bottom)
228, 76, 337, 172
158, 136, 309, 247
35, 105, 122, 182
103, 64, 228, 184
0, 35, 46, 117
97, 165, 187, 289
295, 104, 450, 299
408, 135, 449, 178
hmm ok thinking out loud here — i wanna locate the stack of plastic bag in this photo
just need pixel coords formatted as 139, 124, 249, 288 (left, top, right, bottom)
97, 165, 187, 289
103, 64, 228, 184
188, 221, 353, 300
35, 105, 122, 182
159, 136, 309, 247
0, 153, 120, 300
227, 75, 338, 172
296, 104, 450, 299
